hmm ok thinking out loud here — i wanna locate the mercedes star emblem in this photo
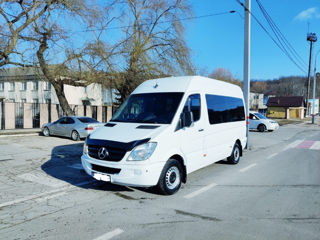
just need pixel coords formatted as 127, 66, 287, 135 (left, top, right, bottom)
98, 147, 109, 160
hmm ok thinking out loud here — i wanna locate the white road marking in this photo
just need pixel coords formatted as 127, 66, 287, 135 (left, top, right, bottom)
184, 183, 218, 199
266, 153, 278, 159
69, 163, 83, 170
18, 172, 67, 188
283, 140, 304, 151
93, 228, 124, 240
310, 141, 320, 150
239, 163, 257, 173
0, 180, 93, 209
36, 192, 67, 203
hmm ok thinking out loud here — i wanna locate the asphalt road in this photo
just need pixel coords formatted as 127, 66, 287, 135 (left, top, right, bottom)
0, 123, 319, 240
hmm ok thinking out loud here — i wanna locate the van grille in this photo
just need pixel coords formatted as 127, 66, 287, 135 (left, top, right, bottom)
88, 145, 126, 162
92, 164, 121, 174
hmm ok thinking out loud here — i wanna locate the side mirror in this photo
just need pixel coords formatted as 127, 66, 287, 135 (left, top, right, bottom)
181, 111, 194, 128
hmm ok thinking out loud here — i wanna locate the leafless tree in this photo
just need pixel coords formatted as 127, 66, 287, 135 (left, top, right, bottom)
0, 0, 51, 67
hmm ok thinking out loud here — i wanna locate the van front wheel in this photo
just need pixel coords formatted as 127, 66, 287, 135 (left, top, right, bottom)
227, 143, 241, 164
157, 159, 183, 195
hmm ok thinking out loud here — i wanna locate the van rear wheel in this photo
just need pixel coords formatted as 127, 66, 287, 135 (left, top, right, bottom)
227, 143, 241, 164
157, 159, 183, 195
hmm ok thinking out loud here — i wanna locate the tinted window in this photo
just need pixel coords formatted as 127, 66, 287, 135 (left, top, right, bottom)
66, 117, 75, 124
206, 95, 245, 124
112, 92, 184, 124
78, 117, 99, 123
183, 94, 201, 122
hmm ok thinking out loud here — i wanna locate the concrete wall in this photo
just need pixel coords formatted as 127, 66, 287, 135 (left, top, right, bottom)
23, 103, 33, 128
5, 102, 15, 129
0, 102, 113, 130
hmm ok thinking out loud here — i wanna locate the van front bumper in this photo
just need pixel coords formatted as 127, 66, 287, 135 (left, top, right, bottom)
81, 154, 164, 187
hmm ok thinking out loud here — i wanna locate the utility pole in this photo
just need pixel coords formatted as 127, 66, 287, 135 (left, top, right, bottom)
243, 0, 251, 149
306, 33, 317, 117
312, 50, 320, 124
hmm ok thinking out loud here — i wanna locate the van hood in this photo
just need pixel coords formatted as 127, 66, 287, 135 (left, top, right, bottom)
89, 122, 169, 143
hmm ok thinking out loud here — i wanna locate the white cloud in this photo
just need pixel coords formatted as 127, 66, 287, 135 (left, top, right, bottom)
294, 7, 320, 21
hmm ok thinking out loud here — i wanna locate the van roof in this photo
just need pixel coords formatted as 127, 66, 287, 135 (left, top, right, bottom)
132, 76, 243, 99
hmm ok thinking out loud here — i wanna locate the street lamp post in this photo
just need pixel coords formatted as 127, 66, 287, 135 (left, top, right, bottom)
312, 50, 320, 124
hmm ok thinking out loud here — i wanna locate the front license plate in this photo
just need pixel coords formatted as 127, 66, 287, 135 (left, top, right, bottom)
93, 173, 111, 182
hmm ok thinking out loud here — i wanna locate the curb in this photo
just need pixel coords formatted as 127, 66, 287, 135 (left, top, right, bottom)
0, 129, 42, 137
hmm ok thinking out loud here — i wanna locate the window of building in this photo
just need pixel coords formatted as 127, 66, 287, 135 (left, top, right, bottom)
9, 98, 15, 103
21, 81, 27, 91
32, 98, 39, 104
32, 81, 38, 91
45, 99, 51, 104
205, 94, 245, 124
21, 98, 26, 103
0, 81, 4, 91
44, 81, 51, 91
183, 94, 201, 122
9, 82, 15, 91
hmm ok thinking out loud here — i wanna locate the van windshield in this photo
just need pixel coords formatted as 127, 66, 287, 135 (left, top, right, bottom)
111, 92, 184, 124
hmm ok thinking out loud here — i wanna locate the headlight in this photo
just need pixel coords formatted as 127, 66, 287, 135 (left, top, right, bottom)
127, 142, 157, 161
83, 142, 88, 155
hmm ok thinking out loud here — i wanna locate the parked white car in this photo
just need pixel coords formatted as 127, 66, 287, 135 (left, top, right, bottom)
249, 111, 279, 132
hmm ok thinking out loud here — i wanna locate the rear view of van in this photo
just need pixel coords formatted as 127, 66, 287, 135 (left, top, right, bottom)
81, 76, 247, 195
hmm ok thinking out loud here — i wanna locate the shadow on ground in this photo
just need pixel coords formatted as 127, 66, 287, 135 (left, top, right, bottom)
41, 143, 134, 193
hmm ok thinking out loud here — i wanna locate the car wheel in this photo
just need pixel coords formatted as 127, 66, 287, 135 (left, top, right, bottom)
227, 143, 241, 164
258, 124, 266, 132
157, 159, 183, 195
43, 127, 50, 137
71, 130, 80, 141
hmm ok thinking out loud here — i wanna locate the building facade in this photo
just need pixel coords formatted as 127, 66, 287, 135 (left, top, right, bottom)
0, 67, 116, 105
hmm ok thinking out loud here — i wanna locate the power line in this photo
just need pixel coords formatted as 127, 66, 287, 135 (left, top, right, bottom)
256, 0, 308, 69
236, 0, 307, 74
76, 10, 236, 33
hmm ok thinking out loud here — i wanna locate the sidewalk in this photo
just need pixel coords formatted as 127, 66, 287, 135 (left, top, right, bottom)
0, 128, 41, 136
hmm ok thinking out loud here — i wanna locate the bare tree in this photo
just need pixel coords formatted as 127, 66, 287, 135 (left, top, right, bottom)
88, 0, 195, 103
208, 67, 242, 88
0, 0, 51, 67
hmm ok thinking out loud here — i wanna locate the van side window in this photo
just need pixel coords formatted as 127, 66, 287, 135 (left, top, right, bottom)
183, 94, 201, 122
205, 94, 245, 124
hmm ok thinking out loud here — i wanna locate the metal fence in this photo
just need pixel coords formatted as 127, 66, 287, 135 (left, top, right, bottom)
15, 102, 24, 129
0, 102, 113, 130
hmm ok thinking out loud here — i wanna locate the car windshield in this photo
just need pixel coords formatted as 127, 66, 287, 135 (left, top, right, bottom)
111, 92, 184, 124
78, 117, 99, 123
255, 113, 267, 119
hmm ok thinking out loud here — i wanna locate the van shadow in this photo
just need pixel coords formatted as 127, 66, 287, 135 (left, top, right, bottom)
41, 143, 133, 193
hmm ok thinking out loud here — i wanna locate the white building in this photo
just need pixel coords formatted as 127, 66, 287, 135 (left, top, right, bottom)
0, 67, 116, 105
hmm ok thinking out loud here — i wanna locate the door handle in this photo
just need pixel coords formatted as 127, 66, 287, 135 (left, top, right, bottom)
198, 128, 204, 132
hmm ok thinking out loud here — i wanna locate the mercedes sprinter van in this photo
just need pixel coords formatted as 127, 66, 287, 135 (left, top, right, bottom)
81, 76, 247, 195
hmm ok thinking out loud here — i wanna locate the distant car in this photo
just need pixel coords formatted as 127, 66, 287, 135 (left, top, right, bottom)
42, 116, 104, 141
249, 111, 279, 132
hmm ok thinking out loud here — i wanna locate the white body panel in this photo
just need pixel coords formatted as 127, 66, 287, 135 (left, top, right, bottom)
81, 76, 247, 187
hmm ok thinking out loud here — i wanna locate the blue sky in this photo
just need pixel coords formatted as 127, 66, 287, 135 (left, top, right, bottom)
186, 0, 320, 80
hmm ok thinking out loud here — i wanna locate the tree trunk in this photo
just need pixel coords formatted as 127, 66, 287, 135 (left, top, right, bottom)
36, 32, 74, 116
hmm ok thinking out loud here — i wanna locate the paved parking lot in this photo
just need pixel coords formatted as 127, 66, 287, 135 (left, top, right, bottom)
0, 123, 319, 240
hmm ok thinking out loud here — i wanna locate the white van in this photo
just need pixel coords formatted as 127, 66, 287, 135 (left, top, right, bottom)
81, 76, 247, 195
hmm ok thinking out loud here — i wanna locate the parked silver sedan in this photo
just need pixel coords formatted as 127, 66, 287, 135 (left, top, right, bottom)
42, 116, 104, 141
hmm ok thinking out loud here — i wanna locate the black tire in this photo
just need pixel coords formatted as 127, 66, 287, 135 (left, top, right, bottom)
227, 143, 241, 164
157, 159, 183, 195
71, 130, 80, 141
258, 124, 266, 132
43, 127, 50, 137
